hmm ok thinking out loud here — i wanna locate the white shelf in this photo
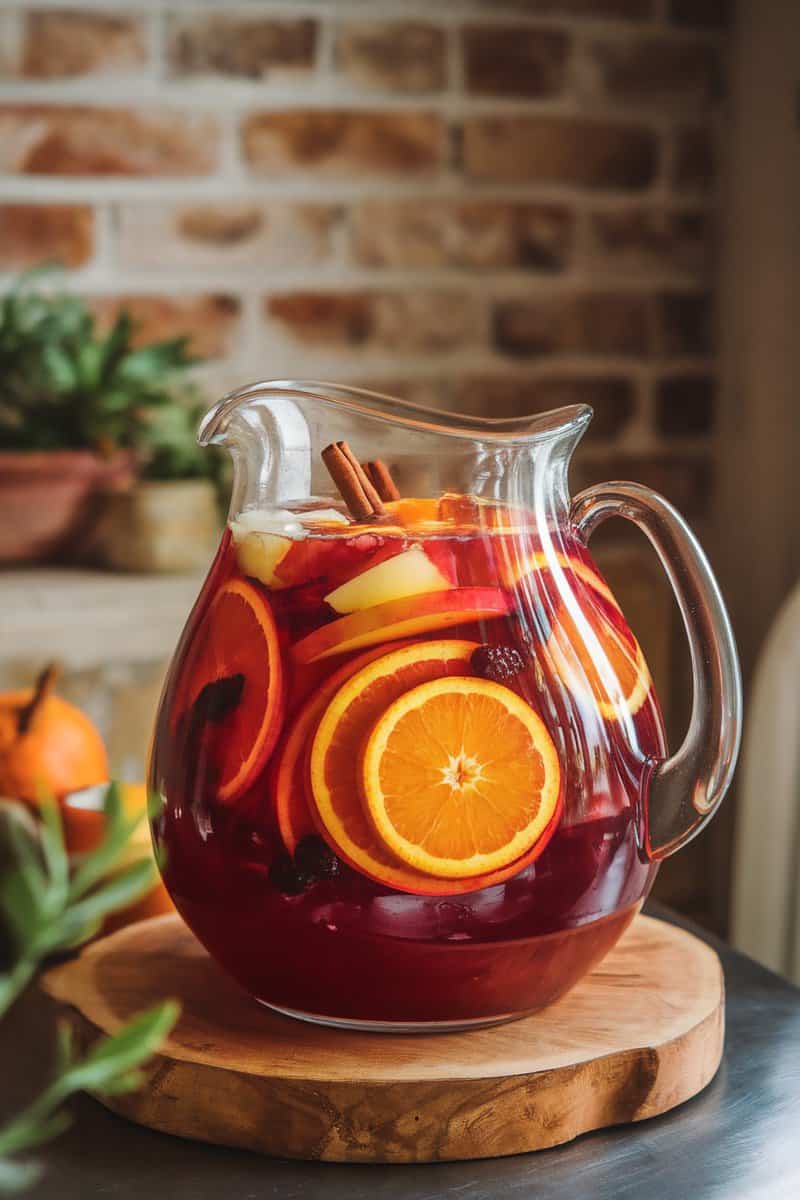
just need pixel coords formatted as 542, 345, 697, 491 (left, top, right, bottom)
0, 568, 203, 669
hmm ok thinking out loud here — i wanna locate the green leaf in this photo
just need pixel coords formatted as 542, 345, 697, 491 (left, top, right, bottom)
56, 915, 104, 952
2, 814, 46, 899
98, 313, 134, 383
67, 782, 141, 900
54, 1020, 74, 1075
40, 344, 77, 393
62, 1000, 179, 1093
55, 857, 157, 947
0, 958, 37, 1017
0, 268, 203, 454
0, 1111, 72, 1159
92, 1069, 145, 1096
35, 796, 68, 913
0, 777, 182, 1192
0, 873, 42, 950
117, 338, 193, 382
0, 1154, 42, 1193
76, 341, 104, 390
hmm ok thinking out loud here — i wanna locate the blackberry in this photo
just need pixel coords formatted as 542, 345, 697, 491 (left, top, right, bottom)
471, 644, 526, 684
294, 835, 341, 881
269, 852, 311, 896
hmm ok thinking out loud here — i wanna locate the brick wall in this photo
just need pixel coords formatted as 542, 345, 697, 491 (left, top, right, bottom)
0, 0, 729, 519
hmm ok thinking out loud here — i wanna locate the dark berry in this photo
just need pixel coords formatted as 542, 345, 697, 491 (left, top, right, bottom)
294, 835, 341, 881
471, 644, 526, 684
269, 852, 311, 896
191, 673, 245, 724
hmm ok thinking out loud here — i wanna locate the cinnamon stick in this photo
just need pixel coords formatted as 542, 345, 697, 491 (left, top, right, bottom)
363, 460, 400, 503
322, 441, 386, 521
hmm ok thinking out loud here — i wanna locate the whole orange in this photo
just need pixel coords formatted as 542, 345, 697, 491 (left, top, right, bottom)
0, 664, 109, 803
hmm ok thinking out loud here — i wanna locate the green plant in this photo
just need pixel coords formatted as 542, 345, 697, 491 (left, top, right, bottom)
137, 391, 224, 486
0, 787, 179, 1191
0, 269, 196, 456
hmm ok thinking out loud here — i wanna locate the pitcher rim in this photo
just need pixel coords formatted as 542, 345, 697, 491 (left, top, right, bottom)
198, 379, 593, 447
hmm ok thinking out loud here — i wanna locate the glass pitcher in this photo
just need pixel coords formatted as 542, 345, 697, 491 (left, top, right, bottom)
149, 381, 741, 1031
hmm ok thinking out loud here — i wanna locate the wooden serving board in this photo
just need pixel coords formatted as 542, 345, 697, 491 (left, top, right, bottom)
42, 912, 724, 1163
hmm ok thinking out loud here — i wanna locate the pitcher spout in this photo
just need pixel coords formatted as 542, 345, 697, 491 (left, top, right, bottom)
199, 378, 592, 449
197, 378, 593, 519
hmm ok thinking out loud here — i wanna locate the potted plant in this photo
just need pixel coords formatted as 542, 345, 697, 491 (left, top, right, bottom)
0, 271, 198, 566
93, 395, 224, 573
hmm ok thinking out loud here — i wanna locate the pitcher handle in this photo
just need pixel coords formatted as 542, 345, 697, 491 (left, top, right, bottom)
570, 482, 742, 862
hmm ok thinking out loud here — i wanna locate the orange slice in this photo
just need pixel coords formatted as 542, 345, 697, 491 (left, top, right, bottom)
495, 542, 618, 608
292, 587, 511, 664
546, 597, 651, 721
174, 579, 284, 802
272, 641, 415, 853
384, 497, 441, 527
361, 677, 561, 879
308, 639, 561, 895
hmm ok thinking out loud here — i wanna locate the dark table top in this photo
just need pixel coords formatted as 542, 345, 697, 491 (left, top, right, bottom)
3, 905, 799, 1200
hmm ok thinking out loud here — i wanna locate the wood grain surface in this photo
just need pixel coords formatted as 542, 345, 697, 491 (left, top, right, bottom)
41, 912, 724, 1163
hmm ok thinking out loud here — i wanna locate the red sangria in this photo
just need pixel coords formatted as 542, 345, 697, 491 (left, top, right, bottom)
149, 382, 741, 1030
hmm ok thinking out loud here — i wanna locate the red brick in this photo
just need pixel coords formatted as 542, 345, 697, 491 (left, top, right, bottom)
21, 11, 146, 79
462, 26, 569, 98
656, 374, 715, 435
673, 126, 716, 192
116, 202, 339, 270
0, 204, 93, 269
655, 291, 713, 356
573, 452, 711, 516
351, 200, 572, 271
0, 107, 220, 177
588, 208, 712, 277
669, 0, 730, 27
463, 117, 657, 189
90, 294, 240, 358
493, 293, 651, 358
167, 15, 316, 79
581, 36, 720, 109
266, 290, 482, 353
243, 111, 444, 176
267, 292, 371, 346
336, 23, 446, 93
454, 376, 635, 438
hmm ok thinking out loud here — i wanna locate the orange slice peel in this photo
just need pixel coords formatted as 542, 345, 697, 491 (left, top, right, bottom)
272, 641, 415, 853
546, 599, 652, 721
174, 578, 284, 803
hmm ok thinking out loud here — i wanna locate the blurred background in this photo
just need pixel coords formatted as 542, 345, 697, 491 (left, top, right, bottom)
0, 2, 796, 961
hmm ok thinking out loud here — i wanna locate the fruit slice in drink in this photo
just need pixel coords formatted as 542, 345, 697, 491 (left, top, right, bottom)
360, 676, 562, 879
308, 640, 561, 895
292, 587, 512, 664
271, 641, 414, 853
493, 541, 618, 606
172, 579, 284, 803
324, 545, 454, 614
546, 593, 652, 721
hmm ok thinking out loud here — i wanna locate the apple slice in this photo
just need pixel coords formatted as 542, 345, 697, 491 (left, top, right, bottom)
292, 587, 512, 664
235, 530, 292, 588
324, 544, 454, 615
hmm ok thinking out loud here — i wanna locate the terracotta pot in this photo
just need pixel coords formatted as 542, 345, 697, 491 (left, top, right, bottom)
93, 478, 221, 573
0, 450, 135, 565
